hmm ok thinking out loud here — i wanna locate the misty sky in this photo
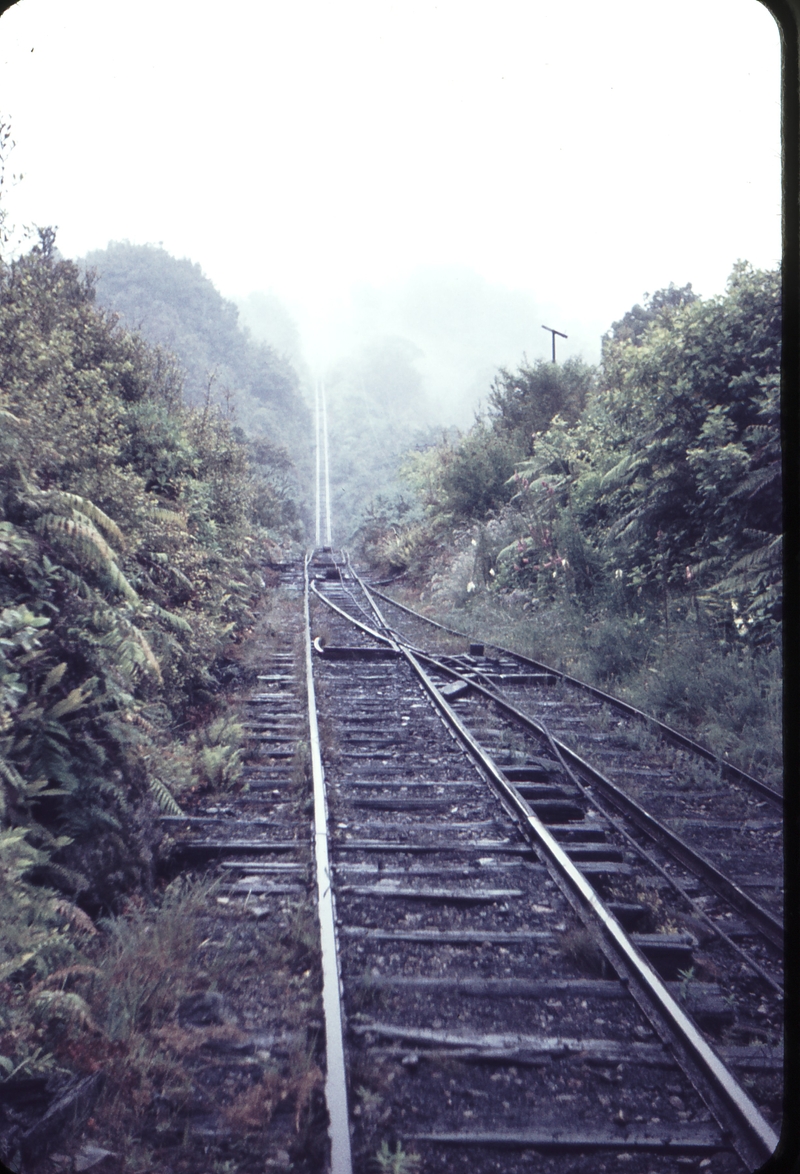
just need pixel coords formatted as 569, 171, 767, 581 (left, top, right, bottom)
0, 0, 781, 422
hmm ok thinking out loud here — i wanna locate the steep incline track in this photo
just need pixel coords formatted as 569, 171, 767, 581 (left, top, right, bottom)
305, 549, 782, 1174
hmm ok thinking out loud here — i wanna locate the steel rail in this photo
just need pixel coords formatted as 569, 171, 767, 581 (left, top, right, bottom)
340, 566, 784, 955
304, 555, 353, 1174
370, 585, 782, 806
312, 576, 784, 989
353, 574, 784, 954
311, 563, 779, 1168
415, 650, 784, 953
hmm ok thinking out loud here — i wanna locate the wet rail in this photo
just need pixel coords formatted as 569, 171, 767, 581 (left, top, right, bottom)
305, 548, 782, 1173
161, 558, 329, 1169
370, 585, 781, 799
367, 583, 784, 944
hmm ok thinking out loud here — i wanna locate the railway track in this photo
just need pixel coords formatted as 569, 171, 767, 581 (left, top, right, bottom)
304, 547, 782, 1173
154, 544, 783, 1172
365, 580, 783, 976
162, 561, 328, 1170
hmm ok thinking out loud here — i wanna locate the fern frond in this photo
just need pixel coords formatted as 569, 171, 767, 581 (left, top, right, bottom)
168, 565, 195, 593
60, 568, 96, 599
93, 776, 129, 809
33, 990, 100, 1032
145, 602, 192, 634
23, 860, 89, 895
149, 777, 183, 815
40, 662, 68, 695
34, 513, 138, 603
42, 492, 126, 548
0, 951, 36, 982
706, 536, 782, 603
689, 554, 726, 579
728, 462, 781, 501
95, 612, 162, 684
50, 901, 98, 935
606, 503, 648, 541
125, 624, 162, 682
147, 507, 187, 529
0, 754, 27, 793
599, 453, 649, 492
726, 533, 782, 578
48, 684, 92, 720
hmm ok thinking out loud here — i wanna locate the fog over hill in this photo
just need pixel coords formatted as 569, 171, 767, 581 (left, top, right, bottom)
237, 265, 605, 430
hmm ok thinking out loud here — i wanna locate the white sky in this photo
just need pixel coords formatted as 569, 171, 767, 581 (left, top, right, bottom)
0, 0, 782, 392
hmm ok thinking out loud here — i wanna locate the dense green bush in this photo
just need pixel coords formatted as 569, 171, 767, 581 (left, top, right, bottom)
0, 221, 310, 1127
0, 229, 300, 917
368, 262, 782, 780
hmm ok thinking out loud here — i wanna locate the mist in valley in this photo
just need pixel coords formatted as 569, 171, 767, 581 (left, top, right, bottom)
235, 265, 606, 539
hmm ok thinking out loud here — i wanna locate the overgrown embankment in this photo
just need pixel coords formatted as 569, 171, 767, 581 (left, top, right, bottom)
363, 266, 782, 784
0, 228, 309, 1167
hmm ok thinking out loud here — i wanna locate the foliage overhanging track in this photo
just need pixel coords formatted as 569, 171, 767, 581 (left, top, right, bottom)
306, 549, 781, 1173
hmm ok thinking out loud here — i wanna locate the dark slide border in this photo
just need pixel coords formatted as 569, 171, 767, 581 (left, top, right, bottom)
0, 0, 796, 1170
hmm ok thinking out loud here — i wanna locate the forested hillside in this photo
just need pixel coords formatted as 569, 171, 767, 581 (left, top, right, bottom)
325, 336, 444, 540
83, 242, 312, 536
0, 224, 305, 1163
368, 264, 782, 780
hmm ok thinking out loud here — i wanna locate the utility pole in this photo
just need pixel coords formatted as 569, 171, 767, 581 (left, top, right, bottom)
542, 324, 568, 363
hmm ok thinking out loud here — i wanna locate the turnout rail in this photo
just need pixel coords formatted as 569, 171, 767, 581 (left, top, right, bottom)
304, 549, 782, 1173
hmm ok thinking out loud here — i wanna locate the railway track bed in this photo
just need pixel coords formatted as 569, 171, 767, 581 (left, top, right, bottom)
152, 568, 327, 1173
304, 549, 783, 1173
115, 549, 781, 1173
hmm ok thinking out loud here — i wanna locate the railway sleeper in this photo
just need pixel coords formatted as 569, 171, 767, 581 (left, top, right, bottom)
338, 884, 524, 902
629, 932, 696, 978
515, 783, 572, 800
564, 844, 625, 862
526, 799, 586, 821
504, 764, 552, 781
408, 1125, 727, 1154
547, 821, 608, 842
351, 1023, 671, 1066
